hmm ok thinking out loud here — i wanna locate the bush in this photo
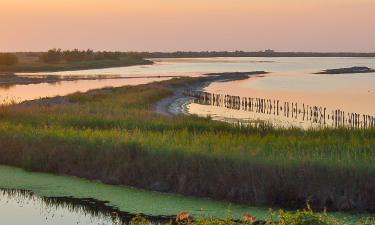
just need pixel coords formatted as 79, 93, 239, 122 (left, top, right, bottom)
40, 48, 63, 64
40, 49, 121, 64
130, 208, 374, 225
0, 53, 18, 66
63, 49, 94, 62
94, 51, 121, 60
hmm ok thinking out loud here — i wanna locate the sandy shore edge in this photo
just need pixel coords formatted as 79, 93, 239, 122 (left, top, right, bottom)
154, 71, 267, 116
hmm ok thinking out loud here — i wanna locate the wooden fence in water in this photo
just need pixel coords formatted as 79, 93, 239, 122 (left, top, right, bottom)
183, 89, 375, 129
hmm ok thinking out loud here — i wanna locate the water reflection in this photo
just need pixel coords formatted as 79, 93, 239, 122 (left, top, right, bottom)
18, 57, 375, 77
0, 77, 170, 104
185, 90, 375, 129
8, 57, 375, 126
0, 189, 172, 225
0, 74, 186, 90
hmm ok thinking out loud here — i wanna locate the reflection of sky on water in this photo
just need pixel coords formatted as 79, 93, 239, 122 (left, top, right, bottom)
244, 72, 375, 93
6, 57, 375, 125
18, 57, 375, 76
0, 190, 115, 225
181, 57, 374, 127
0, 77, 170, 104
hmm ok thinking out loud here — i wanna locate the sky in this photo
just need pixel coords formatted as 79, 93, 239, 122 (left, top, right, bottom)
1, 0, 375, 52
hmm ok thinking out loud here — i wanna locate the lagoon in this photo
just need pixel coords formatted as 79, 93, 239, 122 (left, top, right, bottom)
13, 57, 375, 127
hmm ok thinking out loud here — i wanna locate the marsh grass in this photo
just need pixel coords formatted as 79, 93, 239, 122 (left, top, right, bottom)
130, 208, 375, 225
0, 55, 151, 72
0, 77, 374, 213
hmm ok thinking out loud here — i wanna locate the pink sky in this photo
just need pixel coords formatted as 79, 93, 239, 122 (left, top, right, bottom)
1, 0, 375, 52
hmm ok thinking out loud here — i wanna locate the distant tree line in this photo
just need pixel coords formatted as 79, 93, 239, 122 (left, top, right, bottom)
0, 53, 18, 66
40, 49, 122, 64
135, 51, 375, 58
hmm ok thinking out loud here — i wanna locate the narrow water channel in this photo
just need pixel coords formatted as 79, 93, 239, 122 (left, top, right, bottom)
0, 189, 170, 225
0, 77, 170, 104
0, 165, 271, 223
0, 166, 370, 225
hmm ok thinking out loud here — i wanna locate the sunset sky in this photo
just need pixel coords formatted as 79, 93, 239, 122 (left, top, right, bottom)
1, 0, 375, 52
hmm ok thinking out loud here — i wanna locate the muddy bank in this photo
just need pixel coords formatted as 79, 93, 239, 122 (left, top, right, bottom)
316, 66, 375, 74
154, 71, 267, 116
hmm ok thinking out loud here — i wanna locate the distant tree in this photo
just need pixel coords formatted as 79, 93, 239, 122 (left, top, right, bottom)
40, 49, 63, 64
62, 49, 94, 62
94, 51, 121, 60
127, 52, 143, 60
40, 49, 124, 63
0, 53, 18, 66
85, 49, 94, 61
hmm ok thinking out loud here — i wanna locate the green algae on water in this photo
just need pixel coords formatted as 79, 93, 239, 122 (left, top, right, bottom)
0, 165, 371, 223
0, 165, 269, 220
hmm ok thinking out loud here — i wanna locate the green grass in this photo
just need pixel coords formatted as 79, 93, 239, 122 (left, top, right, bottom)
133, 209, 375, 225
0, 56, 152, 73
0, 77, 374, 213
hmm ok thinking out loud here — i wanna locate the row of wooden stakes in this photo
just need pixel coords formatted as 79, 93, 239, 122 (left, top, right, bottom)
183, 89, 375, 129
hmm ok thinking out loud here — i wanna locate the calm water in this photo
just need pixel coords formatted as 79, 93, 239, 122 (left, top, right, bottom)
13, 57, 375, 127
0, 77, 170, 104
0, 165, 271, 224
0, 189, 119, 225
2, 58, 375, 222
0, 189, 170, 225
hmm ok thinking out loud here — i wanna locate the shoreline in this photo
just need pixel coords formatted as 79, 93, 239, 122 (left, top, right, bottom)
154, 71, 267, 116
0, 58, 153, 73
0, 73, 184, 88
0, 165, 270, 220
0, 166, 369, 224
0, 75, 373, 216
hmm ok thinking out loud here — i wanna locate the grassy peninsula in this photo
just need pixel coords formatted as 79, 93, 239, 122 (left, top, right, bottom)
0, 77, 374, 216
0, 51, 152, 73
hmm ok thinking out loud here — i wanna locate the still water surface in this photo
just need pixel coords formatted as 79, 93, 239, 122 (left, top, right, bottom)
0, 166, 270, 225
11, 57, 375, 127
0, 189, 119, 225
1, 58, 374, 223
0, 77, 170, 104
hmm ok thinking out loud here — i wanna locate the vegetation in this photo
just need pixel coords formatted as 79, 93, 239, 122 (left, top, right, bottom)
0, 165, 269, 220
131, 209, 375, 225
0, 50, 151, 73
0, 53, 18, 66
316, 67, 375, 74
40, 48, 122, 64
0, 166, 372, 224
40, 48, 63, 64
0, 78, 374, 214
135, 51, 375, 58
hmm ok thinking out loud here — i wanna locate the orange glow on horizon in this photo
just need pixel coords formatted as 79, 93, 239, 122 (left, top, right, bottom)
1, 0, 375, 52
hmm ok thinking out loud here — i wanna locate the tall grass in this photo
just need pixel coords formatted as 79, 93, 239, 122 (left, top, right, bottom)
0, 78, 374, 213
0, 55, 151, 72
131, 209, 375, 225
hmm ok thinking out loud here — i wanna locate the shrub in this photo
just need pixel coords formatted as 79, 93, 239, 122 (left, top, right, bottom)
0, 53, 18, 66
94, 51, 121, 60
63, 49, 94, 62
40, 48, 63, 64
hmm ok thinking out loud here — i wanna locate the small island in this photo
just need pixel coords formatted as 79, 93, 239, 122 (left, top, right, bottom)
0, 49, 152, 73
316, 66, 375, 74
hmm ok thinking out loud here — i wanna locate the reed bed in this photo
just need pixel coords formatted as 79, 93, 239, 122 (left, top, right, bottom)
131, 209, 375, 225
0, 77, 374, 213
